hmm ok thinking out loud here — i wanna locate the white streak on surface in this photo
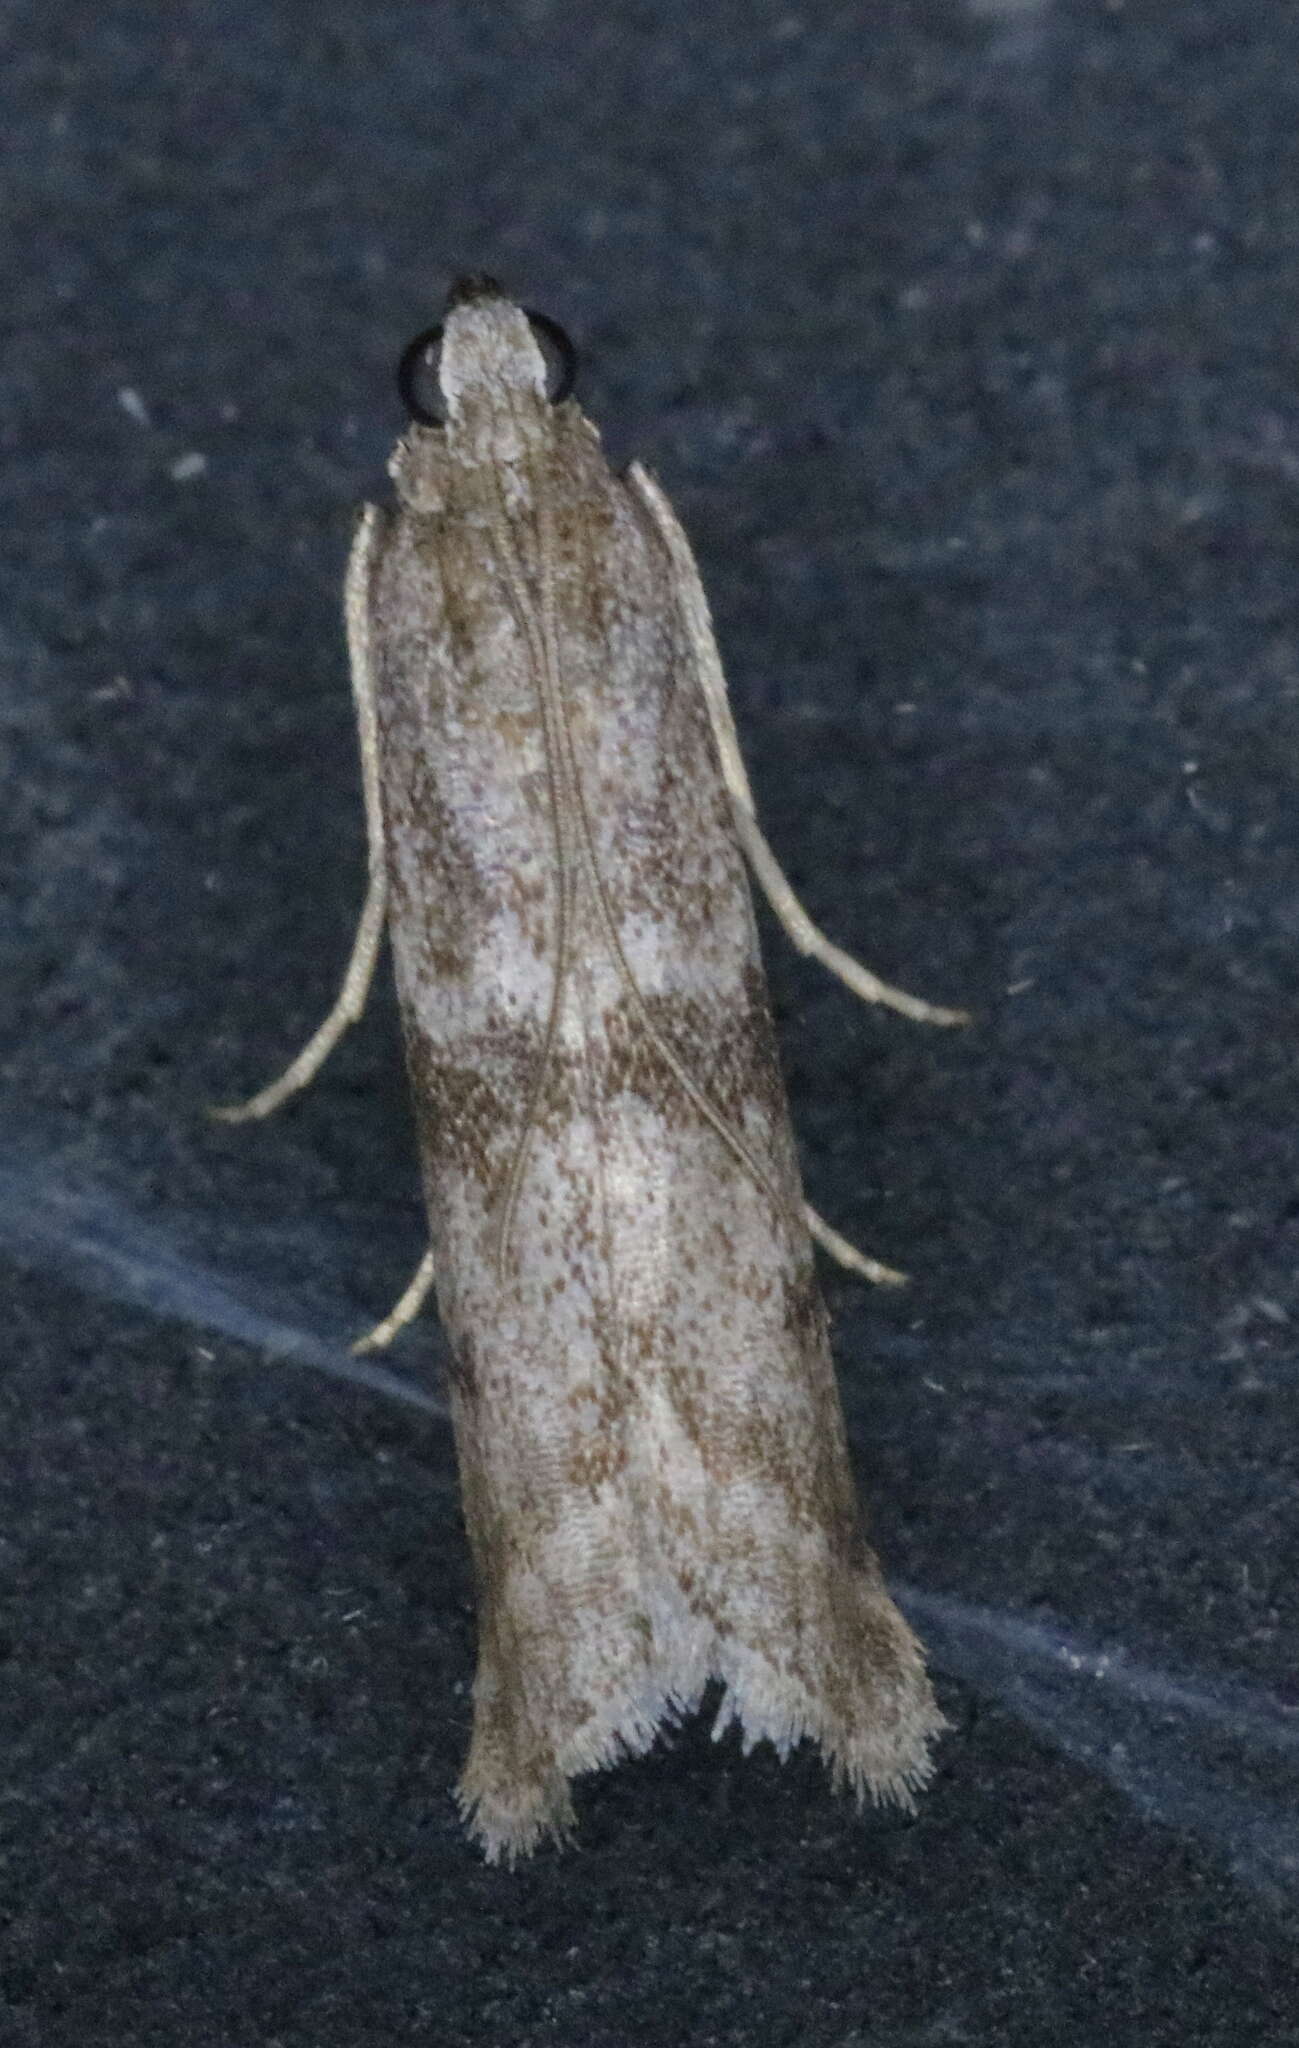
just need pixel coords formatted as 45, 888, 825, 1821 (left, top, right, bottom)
3, 1154, 1293, 1899
900, 1584, 1299, 1903
0, 1157, 445, 1418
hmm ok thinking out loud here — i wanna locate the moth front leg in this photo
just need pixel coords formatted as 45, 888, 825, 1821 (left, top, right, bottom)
627, 461, 968, 1028
212, 504, 391, 1122
628, 460, 963, 1288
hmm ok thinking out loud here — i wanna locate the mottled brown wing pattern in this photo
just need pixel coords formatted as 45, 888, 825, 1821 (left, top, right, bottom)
367, 290, 943, 1860
216, 279, 947, 1863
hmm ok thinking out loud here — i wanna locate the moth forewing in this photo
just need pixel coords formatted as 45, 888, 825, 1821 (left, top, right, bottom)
218, 277, 952, 1860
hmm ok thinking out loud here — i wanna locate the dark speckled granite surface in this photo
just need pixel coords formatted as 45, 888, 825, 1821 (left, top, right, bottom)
2, 2, 1297, 2041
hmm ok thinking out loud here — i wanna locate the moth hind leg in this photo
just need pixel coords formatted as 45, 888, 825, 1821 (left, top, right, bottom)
352, 1245, 437, 1355
805, 1204, 907, 1287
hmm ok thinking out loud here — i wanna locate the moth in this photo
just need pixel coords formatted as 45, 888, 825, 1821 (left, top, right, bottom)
217, 277, 964, 1862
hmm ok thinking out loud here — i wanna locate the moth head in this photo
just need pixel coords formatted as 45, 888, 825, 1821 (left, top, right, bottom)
389, 279, 577, 508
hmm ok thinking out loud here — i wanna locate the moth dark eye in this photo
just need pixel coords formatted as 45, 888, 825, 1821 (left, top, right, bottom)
525, 314, 578, 406
396, 311, 578, 426
396, 327, 445, 426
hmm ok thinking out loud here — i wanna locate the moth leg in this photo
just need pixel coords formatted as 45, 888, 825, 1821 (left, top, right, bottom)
352, 1245, 437, 1354
627, 462, 968, 1029
727, 813, 968, 1026
805, 1203, 906, 1288
212, 505, 390, 1123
